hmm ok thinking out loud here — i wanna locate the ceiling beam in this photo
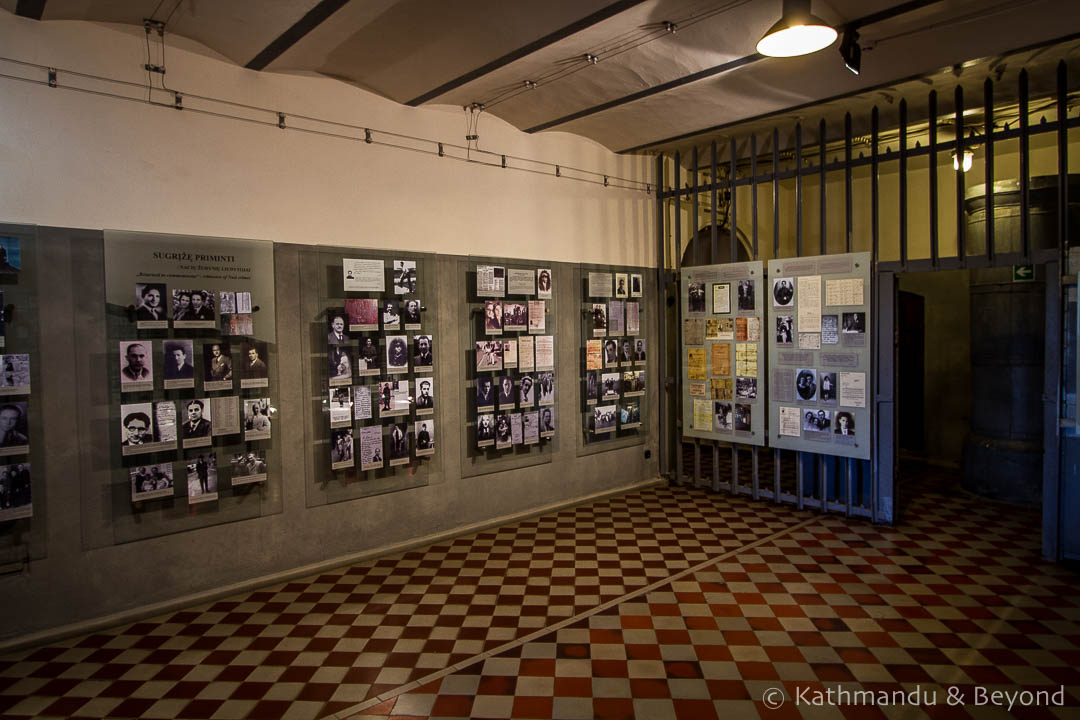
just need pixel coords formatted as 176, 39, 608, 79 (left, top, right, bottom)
246, 0, 351, 72
405, 0, 648, 107
15, 0, 46, 20
527, 0, 942, 136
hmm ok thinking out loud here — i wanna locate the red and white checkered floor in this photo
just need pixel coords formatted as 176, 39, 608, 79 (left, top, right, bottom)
2, 472, 1078, 719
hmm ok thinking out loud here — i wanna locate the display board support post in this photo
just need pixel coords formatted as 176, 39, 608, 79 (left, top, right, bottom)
711, 442, 720, 493
796, 452, 805, 511
751, 446, 760, 501
693, 439, 701, 486
873, 269, 896, 524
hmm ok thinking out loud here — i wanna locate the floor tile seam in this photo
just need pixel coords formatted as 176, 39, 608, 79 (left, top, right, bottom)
324, 512, 826, 719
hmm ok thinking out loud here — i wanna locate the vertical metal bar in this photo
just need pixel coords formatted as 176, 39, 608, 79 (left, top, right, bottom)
1059, 61, 1070, 268
929, 91, 939, 265
751, 134, 759, 259
774, 448, 782, 501
818, 454, 827, 510
845, 458, 853, 517
871, 106, 880, 263
712, 442, 720, 492
730, 138, 738, 262
985, 78, 995, 264
1042, 260, 1062, 560
655, 154, 667, 478
694, 439, 702, 486
691, 147, 701, 483
773, 128, 780, 258
796, 452, 805, 510
732, 444, 740, 494
752, 446, 760, 501
955, 85, 966, 259
674, 151, 683, 486
819, 119, 827, 256
899, 99, 908, 267
795, 122, 803, 257
1019, 69, 1030, 261
845, 113, 853, 253
711, 141, 719, 263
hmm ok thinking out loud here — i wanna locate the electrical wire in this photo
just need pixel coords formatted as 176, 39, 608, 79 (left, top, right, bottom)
0, 56, 651, 193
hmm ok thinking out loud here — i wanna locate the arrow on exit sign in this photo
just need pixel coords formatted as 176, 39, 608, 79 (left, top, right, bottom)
1013, 264, 1034, 282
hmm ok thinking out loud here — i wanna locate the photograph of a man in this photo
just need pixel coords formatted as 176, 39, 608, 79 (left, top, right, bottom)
413, 335, 433, 367
416, 379, 434, 410
243, 343, 269, 380
404, 299, 422, 325
204, 343, 232, 382
135, 283, 167, 321
163, 340, 194, 380
182, 399, 212, 439
120, 341, 153, 385
122, 410, 152, 446
327, 312, 349, 345
187, 291, 215, 321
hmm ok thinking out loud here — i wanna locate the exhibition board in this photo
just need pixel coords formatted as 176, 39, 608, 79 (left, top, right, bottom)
0, 223, 43, 566
577, 263, 651, 455
460, 256, 558, 478
767, 252, 872, 460
679, 261, 767, 447
299, 247, 438, 505
75, 231, 284, 548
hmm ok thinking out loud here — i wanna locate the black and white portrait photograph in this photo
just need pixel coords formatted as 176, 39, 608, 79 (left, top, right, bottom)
585, 371, 599, 403
734, 403, 752, 432
231, 451, 267, 485
601, 372, 620, 400
776, 315, 794, 344
614, 273, 629, 299
407, 335, 432, 371
378, 380, 410, 416
834, 411, 855, 436
476, 340, 503, 372
484, 300, 503, 335
244, 398, 271, 439
495, 414, 512, 448
386, 335, 409, 374
714, 402, 733, 431
477, 413, 495, 446
120, 340, 153, 389
203, 342, 233, 387
130, 462, 173, 501
503, 302, 527, 331
414, 377, 434, 414
332, 428, 354, 469
327, 310, 349, 345
186, 453, 218, 504
394, 260, 418, 294
630, 273, 642, 298
121, 403, 154, 450
772, 278, 794, 307
174, 289, 216, 323
737, 279, 755, 311
403, 298, 422, 328
540, 407, 555, 437
842, 312, 866, 334
162, 340, 195, 388
820, 372, 837, 404
135, 283, 167, 325
181, 398, 212, 445
415, 420, 435, 455
594, 404, 616, 433
796, 368, 817, 401
476, 376, 495, 410
358, 337, 380, 374
241, 342, 269, 384
497, 375, 515, 409
619, 338, 634, 364
518, 375, 535, 407
328, 345, 353, 385
382, 300, 400, 329
538, 372, 555, 406
388, 422, 410, 463
803, 408, 831, 433
603, 338, 619, 367
688, 282, 706, 313
592, 303, 608, 336
735, 376, 757, 400
0, 354, 29, 395
537, 268, 553, 299
634, 339, 647, 363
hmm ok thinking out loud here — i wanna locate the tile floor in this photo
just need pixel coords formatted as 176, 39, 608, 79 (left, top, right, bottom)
1, 473, 1078, 719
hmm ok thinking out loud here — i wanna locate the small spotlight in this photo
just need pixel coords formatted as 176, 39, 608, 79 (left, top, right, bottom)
664, 21, 678, 34
584, 53, 599, 65
840, 28, 861, 75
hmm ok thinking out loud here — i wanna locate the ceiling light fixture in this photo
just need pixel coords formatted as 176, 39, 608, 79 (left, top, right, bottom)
839, 28, 861, 75
756, 0, 837, 58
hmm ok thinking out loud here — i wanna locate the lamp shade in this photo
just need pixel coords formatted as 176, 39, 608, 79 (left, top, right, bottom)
756, 0, 837, 57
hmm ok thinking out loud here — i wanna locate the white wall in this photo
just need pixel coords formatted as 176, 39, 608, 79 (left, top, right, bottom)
0, 11, 654, 266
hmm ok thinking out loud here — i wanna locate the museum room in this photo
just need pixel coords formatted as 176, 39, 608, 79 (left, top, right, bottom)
0, 0, 1078, 718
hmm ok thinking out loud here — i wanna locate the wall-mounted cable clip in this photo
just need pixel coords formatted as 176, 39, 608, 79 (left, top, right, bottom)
47, 68, 56, 88
277, 112, 286, 129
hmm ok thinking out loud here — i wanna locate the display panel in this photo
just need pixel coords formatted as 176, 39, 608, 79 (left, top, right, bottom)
680, 262, 766, 446
300, 247, 438, 505
461, 257, 557, 478
579, 264, 650, 452
95, 230, 282, 546
767, 252, 872, 460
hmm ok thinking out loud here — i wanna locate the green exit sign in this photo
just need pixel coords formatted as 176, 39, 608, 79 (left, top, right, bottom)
1013, 264, 1034, 282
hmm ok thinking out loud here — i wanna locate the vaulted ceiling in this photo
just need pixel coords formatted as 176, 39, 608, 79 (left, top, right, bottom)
5, 0, 1079, 153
